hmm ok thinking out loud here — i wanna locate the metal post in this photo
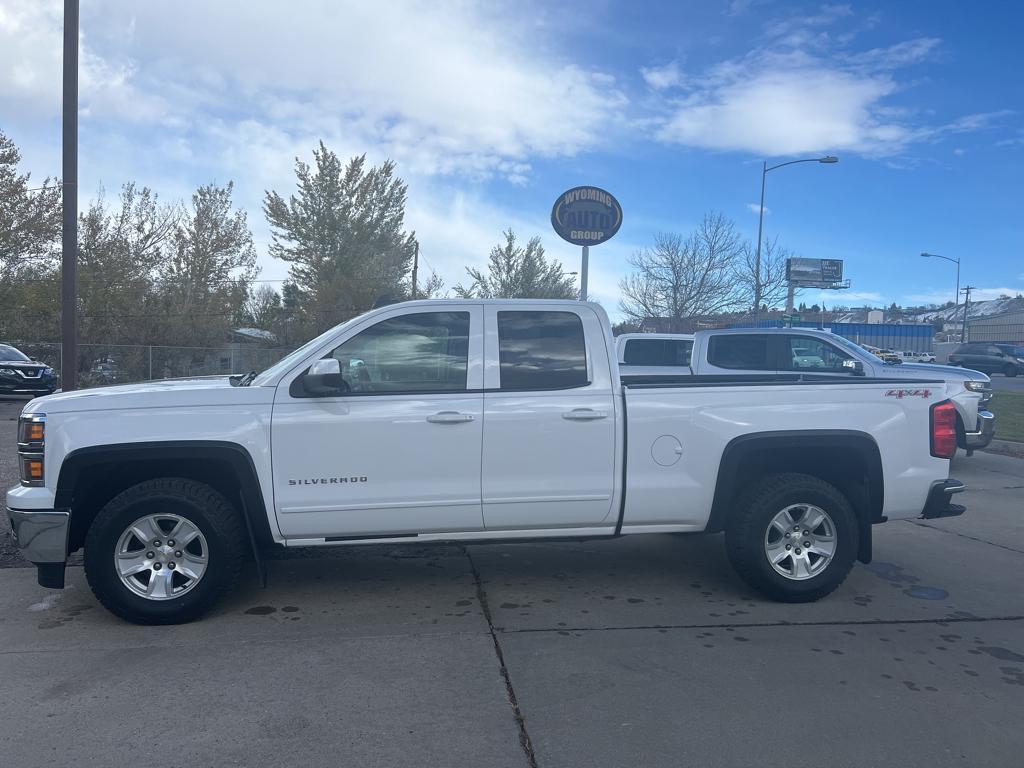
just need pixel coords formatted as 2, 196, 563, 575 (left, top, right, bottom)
954, 259, 961, 340
148, 345, 153, 380
411, 241, 419, 299
60, 0, 79, 391
785, 283, 795, 314
753, 161, 766, 318
960, 286, 973, 343
580, 245, 589, 301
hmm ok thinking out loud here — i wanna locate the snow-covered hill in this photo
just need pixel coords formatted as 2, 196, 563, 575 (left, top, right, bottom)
911, 296, 1024, 322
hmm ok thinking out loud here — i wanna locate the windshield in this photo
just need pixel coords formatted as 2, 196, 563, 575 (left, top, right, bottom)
249, 316, 362, 386
827, 334, 885, 365
999, 345, 1024, 358
0, 344, 30, 362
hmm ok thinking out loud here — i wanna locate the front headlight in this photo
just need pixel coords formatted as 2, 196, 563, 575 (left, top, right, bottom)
964, 381, 987, 392
0, 368, 16, 376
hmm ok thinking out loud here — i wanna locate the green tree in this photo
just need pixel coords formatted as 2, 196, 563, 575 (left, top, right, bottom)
76, 184, 179, 346
156, 182, 257, 346
0, 130, 61, 280
264, 144, 417, 331
454, 229, 576, 299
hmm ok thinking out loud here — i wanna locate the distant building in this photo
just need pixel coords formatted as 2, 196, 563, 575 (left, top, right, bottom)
867, 310, 884, 324
968, 310, 1024, 343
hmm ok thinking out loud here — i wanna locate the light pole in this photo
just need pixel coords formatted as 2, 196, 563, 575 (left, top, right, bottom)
753, 155, 838, 317
920, 252, 961, 341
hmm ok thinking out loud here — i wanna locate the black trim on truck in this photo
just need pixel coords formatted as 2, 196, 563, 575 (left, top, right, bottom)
623, 374, 946, 388
56, 441, 276, 555
705, 430, 884, 564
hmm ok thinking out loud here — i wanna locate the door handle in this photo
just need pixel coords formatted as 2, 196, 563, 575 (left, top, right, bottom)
562, 408, 608, 421
426, 411, 475, 424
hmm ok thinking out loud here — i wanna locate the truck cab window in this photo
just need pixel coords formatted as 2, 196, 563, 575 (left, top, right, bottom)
326, 311, 469, 393
785, 337, 852, 371
707, 335, 771, 370
497, 311, 588, 390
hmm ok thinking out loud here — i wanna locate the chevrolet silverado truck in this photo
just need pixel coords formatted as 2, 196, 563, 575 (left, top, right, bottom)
619, 328, 994, 454
8, 300, 965, 624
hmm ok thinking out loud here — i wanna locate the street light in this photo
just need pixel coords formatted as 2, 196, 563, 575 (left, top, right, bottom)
921, 252, 962, 341
753, 155, 839, 317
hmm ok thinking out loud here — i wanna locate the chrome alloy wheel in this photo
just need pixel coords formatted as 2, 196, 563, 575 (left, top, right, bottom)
114, 514, 209, 600
763, 504, 837, 581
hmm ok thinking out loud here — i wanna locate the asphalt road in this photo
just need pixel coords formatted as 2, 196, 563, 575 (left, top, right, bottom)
1, 397, 1022, 767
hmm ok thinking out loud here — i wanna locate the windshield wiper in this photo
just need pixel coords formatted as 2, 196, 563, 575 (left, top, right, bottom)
231, 370, 258, 387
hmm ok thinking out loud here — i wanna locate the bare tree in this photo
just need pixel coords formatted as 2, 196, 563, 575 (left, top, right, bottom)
736, 236, 792, 311
619, 212, 746, 327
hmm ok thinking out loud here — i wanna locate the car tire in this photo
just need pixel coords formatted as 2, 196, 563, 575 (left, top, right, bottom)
725, 472, 858, 603
1005, 364, 1018, 378
84, 478, 245, 625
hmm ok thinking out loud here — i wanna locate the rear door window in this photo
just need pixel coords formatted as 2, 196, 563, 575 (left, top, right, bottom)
497, 311, 588, 390
706, 335, 772, 370
623, 338, 692, 366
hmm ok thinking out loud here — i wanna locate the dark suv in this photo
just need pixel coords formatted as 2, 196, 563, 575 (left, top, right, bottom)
948, 342, 1024, 377
0, 344, 59, 396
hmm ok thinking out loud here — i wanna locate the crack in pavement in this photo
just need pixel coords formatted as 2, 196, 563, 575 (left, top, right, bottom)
463, 545, 539, 768
493, 615, 1024, 635
908, 519, 1024, 555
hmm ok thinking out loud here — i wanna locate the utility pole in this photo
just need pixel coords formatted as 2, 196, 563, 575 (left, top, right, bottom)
411, 241, 419, 299
61, 0, 79, 391
960, 285, 974, 343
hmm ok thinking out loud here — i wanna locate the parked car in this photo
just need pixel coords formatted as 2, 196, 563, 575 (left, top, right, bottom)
8, 300, 963, 624
861, 344, 902, 364
616, 333, 694, 376
621, 328, 994, 454
0, 343, 59, 397
948, 342, 1024, 377
898, 350, 937, 364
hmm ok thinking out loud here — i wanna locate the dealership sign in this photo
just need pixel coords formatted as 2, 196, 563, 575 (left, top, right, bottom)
550, 186, 623, 247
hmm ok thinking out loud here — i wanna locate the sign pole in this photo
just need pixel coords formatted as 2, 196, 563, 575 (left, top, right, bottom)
580, 246, 589, 302
61, 0, 79, 391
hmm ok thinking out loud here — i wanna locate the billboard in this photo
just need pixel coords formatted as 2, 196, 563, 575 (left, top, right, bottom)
786, 257, 844, 285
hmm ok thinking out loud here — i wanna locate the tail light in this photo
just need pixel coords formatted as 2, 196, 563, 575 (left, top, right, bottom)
930, 400, 957, 459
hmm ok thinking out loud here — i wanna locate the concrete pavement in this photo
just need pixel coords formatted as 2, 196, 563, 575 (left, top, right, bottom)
1, 398, 1022, 767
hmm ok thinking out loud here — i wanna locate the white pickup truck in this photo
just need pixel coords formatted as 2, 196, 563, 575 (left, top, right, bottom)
620, 328, 994, 454
8, 300, 965, 624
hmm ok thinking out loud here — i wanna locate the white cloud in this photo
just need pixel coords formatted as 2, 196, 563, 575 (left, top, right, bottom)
650, 11, 1003, 158
641, 62, 683, 90
805, 290, 884, 304
746, 202, 769, 215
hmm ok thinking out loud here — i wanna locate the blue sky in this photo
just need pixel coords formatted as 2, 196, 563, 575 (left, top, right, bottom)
2, 0, 1022, 319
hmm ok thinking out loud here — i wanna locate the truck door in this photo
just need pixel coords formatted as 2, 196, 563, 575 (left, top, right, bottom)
480, 306, 617, 530
272, 305, 484, 538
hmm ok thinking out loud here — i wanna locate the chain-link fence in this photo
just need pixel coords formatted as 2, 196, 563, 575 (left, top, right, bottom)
11, 342, 294, 389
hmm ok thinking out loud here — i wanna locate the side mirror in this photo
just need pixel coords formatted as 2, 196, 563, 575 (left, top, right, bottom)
842, 359, 865, 376
302, 358, 350, 396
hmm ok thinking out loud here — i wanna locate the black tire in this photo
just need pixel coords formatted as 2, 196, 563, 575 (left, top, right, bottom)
1005, 364, 1018, 378
725, 472, 858, 603
84, 478, 245, 625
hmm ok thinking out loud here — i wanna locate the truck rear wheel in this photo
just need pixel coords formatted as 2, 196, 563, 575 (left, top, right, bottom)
725, 473, 858, 603
84, 478, 245, 625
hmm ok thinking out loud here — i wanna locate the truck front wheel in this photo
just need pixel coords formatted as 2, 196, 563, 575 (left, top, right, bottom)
84, 478, 245, 625
725, 473, 858, 602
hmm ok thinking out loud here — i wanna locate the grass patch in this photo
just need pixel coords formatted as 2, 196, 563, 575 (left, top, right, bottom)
995, 391, 1024, 443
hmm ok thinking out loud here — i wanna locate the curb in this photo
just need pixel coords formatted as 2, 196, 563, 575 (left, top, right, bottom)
981, 439, 1024, 459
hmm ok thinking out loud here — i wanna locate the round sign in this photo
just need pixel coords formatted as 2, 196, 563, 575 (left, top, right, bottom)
550, 186, 623, 247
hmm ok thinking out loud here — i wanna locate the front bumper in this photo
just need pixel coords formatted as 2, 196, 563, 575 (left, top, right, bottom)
921, 479, 966, 520
962, 410, 996, 449
6, 507, 69, 588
